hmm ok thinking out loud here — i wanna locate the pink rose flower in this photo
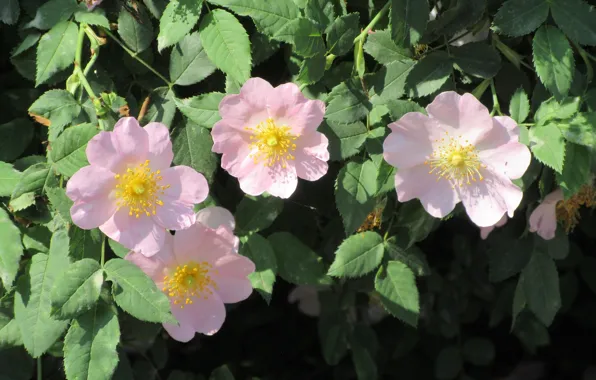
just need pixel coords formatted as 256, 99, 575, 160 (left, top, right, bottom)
383, 91, 531, 227
66, 117, 209, 256
480, 214, 508, 240
126, 207, 255, 342
529, 189, 564, 240
212, 78, 329, 199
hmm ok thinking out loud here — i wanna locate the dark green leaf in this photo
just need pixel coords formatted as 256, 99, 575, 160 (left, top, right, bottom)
36, 21, 78, 86
29, 90, 82, 136
557, 112, 596, 149
49, 123, 98, 177
209, 365, 235, 380
169, 32, 216, 86
0, 208, 24, 289
551, 0, 596, 46
171, 120, 218, 184
370, 60, 416, 102
529, 123, 566, 173
405, 51, 452, 98
435, 346, 463, 380
0, 0, 20, 25
522, 250, 561, 326
0, 119, 34, 162
493, 0, 549, 37
11, 163, 57, 199
157, 0, 204, 51
363, 29, 411, 64
326, 13, 359, 56
174, 92, 224, 128
462, 337, 495, 366
26, 0, 79, 30
374, 261, 419, 327
325, 78, 372, 123
335, 160, 378, 234
50, 259, 103, 319
390, 0, 429, 47
235, 195, 284, 235
240, 234, 277, 304
296, 54, 326, 85
556, 143, 591, 198
452, 42, 502, 79
328, 232, 384, 278
319, 120, 368, 161
118, 5, 154, 53
275, 18, 326, 58
142, 87, 177, 126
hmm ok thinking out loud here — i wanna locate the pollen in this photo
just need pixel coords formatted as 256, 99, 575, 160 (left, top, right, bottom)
162, 261, 218, 308
556, 185, 596, 233
424, 132, 485, 188
357, 207, 383, 233
245, 118, 298, 168
114, 160, 170, 218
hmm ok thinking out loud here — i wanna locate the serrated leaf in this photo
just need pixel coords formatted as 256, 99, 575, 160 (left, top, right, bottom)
174, 93, 224, 128
158, 0, 203, 51
63, 300, 120, 380
452, 42, 502, 79
46, 187, 74, 227
69, 227, 102, 261
406, 51, 452, 98
104, 258, 176, 324
10, 192, 36, 212
118, 5, 154, 53
0, 162, 22, 197
171, 119, 218, 184
142, 87, 177, 126
14, 231, 71, 357
199, 9, 251, 85
325, 78, 372, 123
235, 195, 284, 235
11, 32, 41, 57
328, 231, 384, 277
363, 29, 411, 64
74, 9, 110, 28
50, 123, 98, 177
335, 160, 378, 234
425, 0, 484, 40
385, 241, 430, 276
390, 0, 429, 47
0, 319, 23, 349
493, 0, 549, 37
0, 118, 34, 162
296, 54, 326, 85
26, 0, 79, 30
529, 123, 566, 173
557, 112, 596, 148
29, 90, 82, 133
556, 143, 591, 198
0, 0, 20, 25
169, 32, 216, 86
522, 250, 561, 326
551, 0, 596, 46
319, 120, 368, 161
488, 233, 531, 283
509, 87, 530, 123
374, 261, 419, 327
275, 17, 325, 58
0, 208, 24, 289
35, 21, 78, 86
251, 31, 280, 66
305, 0, 335, 31
240, 234, 276, 304
533, 26, 574, 101
51, 259, 103, 319
326, 13, 359, 56
11, 163, 58, 199
370, 60, 416, 102
268, 232, 329, 286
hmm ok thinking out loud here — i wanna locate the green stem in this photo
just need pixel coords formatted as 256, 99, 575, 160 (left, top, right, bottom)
298, 82, 308, 91
571, 40, 594, 84
101, 236, 106, 267
74, 24, 98, 100
101, 27, 173, 88
37, 357, 42, 380
383, 213, 396, 241
490, 80, 502, 116
354, 1, 390, 43
83, 46, 100, 77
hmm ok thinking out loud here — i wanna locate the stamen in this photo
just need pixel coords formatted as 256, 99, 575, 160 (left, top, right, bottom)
556, 185, 596, 233
245, 118, 298, 168
162, 261, 218, 308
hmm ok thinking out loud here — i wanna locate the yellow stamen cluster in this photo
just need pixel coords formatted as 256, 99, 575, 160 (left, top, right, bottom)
245, 118, 298, 168
114, 160, 170, 218
425, 132, 485, 188
357, 208, 383, 233
162, 261, 218, 308
414, 44, 429, 59
556, 185, 596, 233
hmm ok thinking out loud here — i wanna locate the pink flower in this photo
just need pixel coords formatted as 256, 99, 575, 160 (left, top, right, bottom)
126, 207, 255, 342
529, 189, 564, 240
383, 91, 531, 227
212, 78, 329, 199
480, 214, 508, 240
66, 117, 209, 257
288, 285, 321, 317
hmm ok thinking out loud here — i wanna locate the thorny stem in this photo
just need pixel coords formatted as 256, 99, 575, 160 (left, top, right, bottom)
100, 27, 173, 88
490, 80, 502, 116
354, 1, 390, 44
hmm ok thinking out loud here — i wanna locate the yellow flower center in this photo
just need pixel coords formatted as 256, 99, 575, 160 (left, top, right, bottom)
162, 262, 218, 308
114, 160, 170, 218
245, 118, 298, 168
556, 185, 596, 233
425, 132, 485, 187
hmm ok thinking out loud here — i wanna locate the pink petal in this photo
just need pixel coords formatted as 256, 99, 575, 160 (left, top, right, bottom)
266, 82, 307, 120
278, 99, 325, 136
288, 285, 320, 317
295, 153, 328, 182
212, 254, 255, 303
171, 292, 226, 335
161, 166, 209, 205
125, 251, 166, 281
384, 113, 441, 170
479, 141, 531, 180
219, 80, 270, 129
479, 214, 508, 240
173, 224, 236, 265
162, 321, 195, 342
426, 92, 493, 144
100, 209, 166, 257
153, 198, 196, 230
529, 189, 563, 240
297, 131, 329, 162
196, 207, 235, 231
237, 163, 274, 196
457, 169, 523, 227
394, 164, 460, 218
263, 164, 298, 199
144, 122, 173, 171
66, 165, 116, 202
239, 77, 274, 110
71, 199, 117, 230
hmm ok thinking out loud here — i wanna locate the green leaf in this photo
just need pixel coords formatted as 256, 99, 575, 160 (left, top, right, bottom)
0, 0, 20, 25
385, 240, 430, 276
556, 143, 591, 198
11, 163, 57, 199
405, 51, 452, 98
0, 347, 34, 380
104, 258, 176, 324
488, 233, 531, 283
350, 326, 378, 380
169, 32, 216, 86
46, 187, 74, 227
209, 365, 235, 380
108, 239, 129, 259
523, 250, 561, 326
0, 162, 22, 197
14, 231, 71, 357
493, 0, 549, 37
251, 32, 280, 66
50, 259, 103, 319
534, 97, 580, 124
0, 319, 23, 349
435, 346, 463, 380
0, 118, 34, 162
529, 123, 566, 173
0, 208, 24, 289
50, 123, 98, 177
335, 160, 378, 234
171, 120, 218, 184
557, 112, 596, 149
199, 9, 252, 85
235, 195, 284, 235
240, 234, 277, 304
118, 5, 154, 53
533, 26, 574, 101
363, 29, 411, 64
319, 120, 368, 160
29, 90, 82, 133
74, 10, 110, 28
390, 0, 429, 47
142, 87, 177, 126
462, 337, 495, 366
326, 13, 359, 56
26, 0, 79, 30
275, 18, 326, 57
268, 232, 329, 286
158, 0, 203, 51
69, 227, 102, 261
374, 261, 419, 327
63, 300, 120, 380
305, 0, 335, 31
207, 0, 300, 39
296, 54, 326, 85
35, 21, 78, 86
452, 43, 502, 79
551, 0, 596, 46
370, 60, 416, 102
325, 78, 372, 124
328, 232, 384, 278
174, 92, 224, 128
509, 87, 530, 124
11, 32, 41, 58
319, 314, 349, 365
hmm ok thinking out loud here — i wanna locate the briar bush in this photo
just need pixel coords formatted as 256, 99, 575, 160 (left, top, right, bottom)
1, 0, 596, 379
